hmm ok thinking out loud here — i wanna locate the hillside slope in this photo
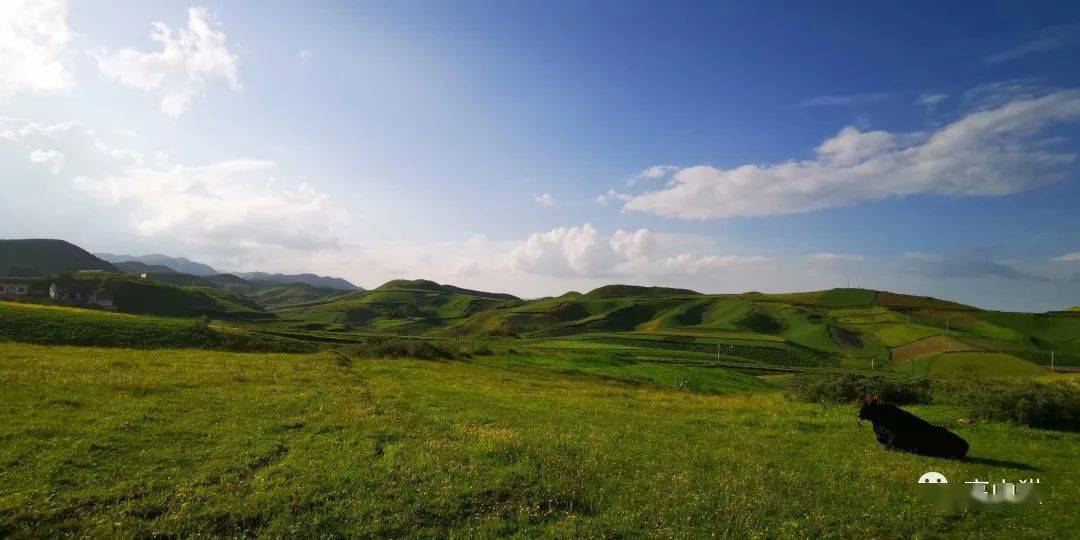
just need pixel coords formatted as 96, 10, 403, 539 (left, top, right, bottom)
274, 279, 519, 333
67, 274, 273, 320
1, 239, 117, 276
249, 283, 349, 307
426, 286, 1079, 369
236, 272, 361, 291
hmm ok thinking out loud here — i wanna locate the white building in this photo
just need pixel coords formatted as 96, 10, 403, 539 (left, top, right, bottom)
0, 283, 30, 296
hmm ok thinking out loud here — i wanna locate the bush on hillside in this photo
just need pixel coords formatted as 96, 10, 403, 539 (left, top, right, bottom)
735, 311, 784, 334
787, 372, 1080, 431
933, 378, 1080, 432
787, 373, 932, 405
336, 337, 456, 360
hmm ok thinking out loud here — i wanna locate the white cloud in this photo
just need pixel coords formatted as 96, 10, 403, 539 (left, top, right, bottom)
619, 90, 1080, 220
508, 223, 771, 279
595, 189, 631, 207
93, 7, 240, 117
510, 224, 618, 276
28, 148, 65, 174
627, 164, 678, 185
917, 93, 947, 109
800, 92, 893, 107
533, 193, 557, 207
0, 0, 72, 99
1, 117, 140, 177
985, 23, 1080, 64
1052, 252, 1080, 262
807, 253, 863, 264
74, 159, 346, 252
299, 49, 312, 62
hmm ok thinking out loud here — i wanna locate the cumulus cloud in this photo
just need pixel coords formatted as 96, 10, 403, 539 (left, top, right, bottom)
508, 223, 770, 279
510, 224, 619, 276
28, 148, 65, 173
74, 160, 345, 251
1052, 252, 1080, 262
533, 193, 557, 207
93, 7, 240, 117
1, 116, 141, 176
0, 0, 72, 99
618, 90, 1080, 220
595, 189, 631, 207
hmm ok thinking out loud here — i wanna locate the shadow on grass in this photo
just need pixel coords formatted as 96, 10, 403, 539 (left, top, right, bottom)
963, 456, 1042, 472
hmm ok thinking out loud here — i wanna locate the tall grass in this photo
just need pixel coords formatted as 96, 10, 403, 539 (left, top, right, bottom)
787, 372, 1080, 431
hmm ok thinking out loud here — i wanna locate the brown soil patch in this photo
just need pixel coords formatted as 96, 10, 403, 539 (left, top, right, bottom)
890, 334, 974, 364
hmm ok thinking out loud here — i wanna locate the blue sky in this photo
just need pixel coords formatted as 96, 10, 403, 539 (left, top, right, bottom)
2, 1, 1080, 310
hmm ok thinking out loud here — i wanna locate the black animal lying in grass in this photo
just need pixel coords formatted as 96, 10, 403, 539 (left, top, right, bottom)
858, 395, 969, 459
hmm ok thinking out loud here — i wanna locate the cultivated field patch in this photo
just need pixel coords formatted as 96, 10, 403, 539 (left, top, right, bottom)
890, 335, 975, 364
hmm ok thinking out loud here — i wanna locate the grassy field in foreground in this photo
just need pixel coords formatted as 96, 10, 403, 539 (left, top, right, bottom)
1, 343, 1077, 537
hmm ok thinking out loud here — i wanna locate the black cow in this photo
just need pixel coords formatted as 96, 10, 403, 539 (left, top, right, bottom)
858, 395, 969, 459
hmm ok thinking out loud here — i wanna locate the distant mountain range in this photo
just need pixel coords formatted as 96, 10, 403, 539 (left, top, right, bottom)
235, 272, 361, 291
95, 253, 219, 276
94, 251, 360, 290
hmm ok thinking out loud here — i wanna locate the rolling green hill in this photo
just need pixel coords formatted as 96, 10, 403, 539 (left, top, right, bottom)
236, 271, 361, 291
0, 239, 117, 276
204, 273, 254, 292
137, 272, 216, 288
0, 302, 308, 351
113, 260, 178, 274
249, 283, 349, 307
68, 274, 273, 320
3, 237, 1077, 377
274, 279, 519, 333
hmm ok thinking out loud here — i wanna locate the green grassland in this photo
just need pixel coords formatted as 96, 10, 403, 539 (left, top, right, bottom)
818, 288, 877, 307
927, 352, 1047, 378
273, 279, 518, 331
248, 284, 348, 308
1, 342, 1077, 537
0, 302, 313, 352
68, 273, 274, 320
886, 351, 1047, 380
10, 277, 1078, 373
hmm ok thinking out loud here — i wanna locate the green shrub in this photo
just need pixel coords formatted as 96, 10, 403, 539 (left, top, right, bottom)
735, 311, 784, 334
786, 373, 932, 405
933, 378, 1080, 431
787, 372, 1080, 431
336, 337, 456, 360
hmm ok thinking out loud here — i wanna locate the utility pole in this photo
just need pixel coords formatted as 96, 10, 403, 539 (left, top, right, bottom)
716, 343, 720, 364
1051, 349, 1055, 373
945, 315, 950, 335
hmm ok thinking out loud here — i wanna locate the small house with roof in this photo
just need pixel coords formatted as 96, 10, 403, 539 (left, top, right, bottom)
0, 282, 30, 296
